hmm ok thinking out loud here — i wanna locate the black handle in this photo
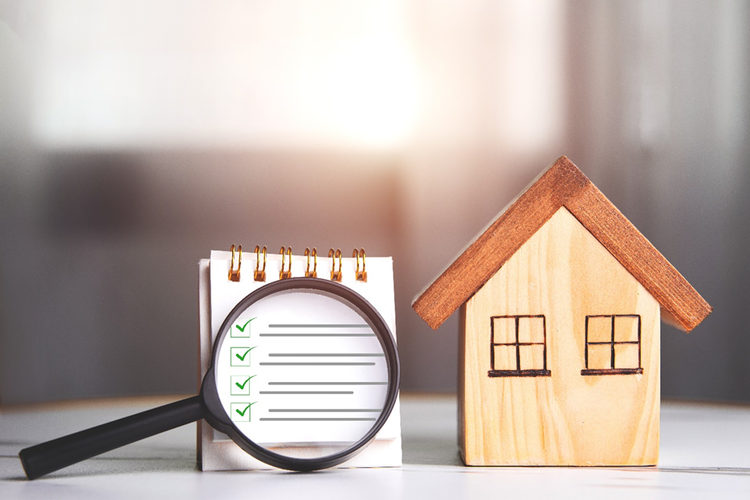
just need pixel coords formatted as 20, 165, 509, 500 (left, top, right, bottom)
19, 395, 205, 480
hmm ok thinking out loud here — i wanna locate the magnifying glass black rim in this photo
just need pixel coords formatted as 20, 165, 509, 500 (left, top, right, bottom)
200, 277, 400, 472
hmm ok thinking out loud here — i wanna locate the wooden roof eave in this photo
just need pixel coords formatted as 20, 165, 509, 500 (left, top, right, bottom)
412, 156, 712, 333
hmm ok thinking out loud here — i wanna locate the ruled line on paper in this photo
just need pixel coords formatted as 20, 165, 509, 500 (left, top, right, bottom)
268, 382, 388, 386
260, 333, 376, 337
259, 362, 377, 366
268, 409, 381, 412
268, 324, 370, 328
268, 353, 385, 357
260, 418, 377, 422
259, 391, 354, 395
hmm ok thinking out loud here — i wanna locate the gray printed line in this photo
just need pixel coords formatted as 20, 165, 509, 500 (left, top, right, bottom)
268, 353, 384, 357
269, 324, 370, 328
259, 391, 354, 395
259, 362, 376, 366
260, 334, 375, 337
260, 418, 377, 422
268, 409, 381, 412
268, 382, 388, 386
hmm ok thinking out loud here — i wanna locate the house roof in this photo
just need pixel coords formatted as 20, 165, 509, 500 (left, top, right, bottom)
412, 156, 712, 333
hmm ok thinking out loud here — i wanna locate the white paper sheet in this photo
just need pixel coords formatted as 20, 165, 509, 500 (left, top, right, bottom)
199, 250, 402, 470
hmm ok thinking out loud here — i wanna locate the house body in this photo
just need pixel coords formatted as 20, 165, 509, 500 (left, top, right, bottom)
413, 157, 711, 466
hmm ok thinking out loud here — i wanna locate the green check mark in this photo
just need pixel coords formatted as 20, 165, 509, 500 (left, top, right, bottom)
236, 348, 254, 362
236, 404, 252, 417
235, 375, 255, 390
235, 317, 256, 333
231, 401, 257, 422
230, 346, 256, 367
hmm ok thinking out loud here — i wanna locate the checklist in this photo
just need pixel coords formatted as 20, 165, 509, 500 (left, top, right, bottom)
199, 249, 402, 470
216, 290, 389, 445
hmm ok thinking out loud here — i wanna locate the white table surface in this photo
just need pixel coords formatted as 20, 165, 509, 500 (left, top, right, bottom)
2, 394, 750, 499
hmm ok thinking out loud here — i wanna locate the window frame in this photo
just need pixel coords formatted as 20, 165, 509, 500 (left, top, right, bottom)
581, 314, 643, 376
488, 314, 551, 377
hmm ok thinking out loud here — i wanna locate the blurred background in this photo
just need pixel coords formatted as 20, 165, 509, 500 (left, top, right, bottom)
0, 0, 748, 405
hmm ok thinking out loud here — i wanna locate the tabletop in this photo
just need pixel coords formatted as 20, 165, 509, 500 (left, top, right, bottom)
2, 394, 750, 499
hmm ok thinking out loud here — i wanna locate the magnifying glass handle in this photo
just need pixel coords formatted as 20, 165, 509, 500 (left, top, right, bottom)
19, 395, 205, 480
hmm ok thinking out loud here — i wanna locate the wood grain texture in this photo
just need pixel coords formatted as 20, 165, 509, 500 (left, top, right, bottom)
460, 209, 660, 465
412, 156, 711, 332
566, 184, 711, 332
413, 156, 587, 330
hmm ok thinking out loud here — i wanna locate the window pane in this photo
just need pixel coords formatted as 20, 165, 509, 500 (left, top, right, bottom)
519, 344, 545, 371
492, 345, 517, 371
614, 344, 639, 369
587, 316, 612, 343
492, 317, 517, 344
614, 316, 639, 342
518, 316, 545, 344
587, 344, 612, 370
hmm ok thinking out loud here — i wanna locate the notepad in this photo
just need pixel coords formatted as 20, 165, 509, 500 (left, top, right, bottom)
198, 247, 402, 470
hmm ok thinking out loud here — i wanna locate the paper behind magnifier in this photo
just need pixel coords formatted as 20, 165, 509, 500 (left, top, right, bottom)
198, 251, 402, 470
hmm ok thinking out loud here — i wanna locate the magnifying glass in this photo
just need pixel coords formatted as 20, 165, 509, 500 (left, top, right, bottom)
19, 277, 400, 479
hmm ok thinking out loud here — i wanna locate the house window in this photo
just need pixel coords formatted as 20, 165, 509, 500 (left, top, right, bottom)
581, 314, 642, 375
488, 315, 550, 377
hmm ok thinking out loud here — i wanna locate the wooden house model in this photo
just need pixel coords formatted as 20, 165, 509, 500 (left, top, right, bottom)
412, 156, 712, 466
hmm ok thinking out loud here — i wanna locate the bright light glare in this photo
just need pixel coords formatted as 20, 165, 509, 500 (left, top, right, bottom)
27, 0, 418, 151
324, 37, 417, 149
495, 0, 564, 152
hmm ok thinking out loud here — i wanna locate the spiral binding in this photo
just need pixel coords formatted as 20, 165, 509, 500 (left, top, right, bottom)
254, 246, 267, 282
279, 246, 292, 280
329, 248, 343, 282
353, 248, 367, 282
227, 245, 367, 283
228, 244, 242, 282
305, 248, 318, 278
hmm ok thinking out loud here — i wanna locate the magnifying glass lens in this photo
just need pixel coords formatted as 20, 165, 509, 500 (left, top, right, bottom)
213, 288, 391, 461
